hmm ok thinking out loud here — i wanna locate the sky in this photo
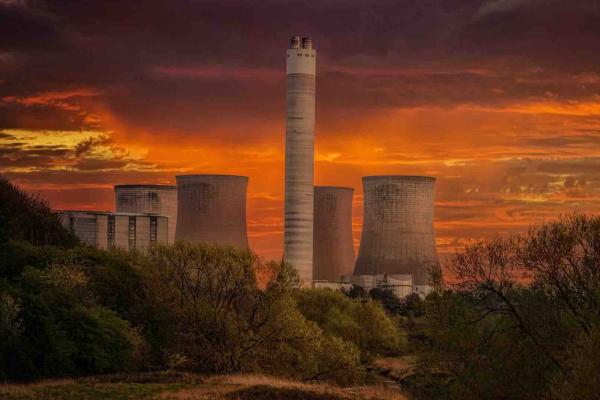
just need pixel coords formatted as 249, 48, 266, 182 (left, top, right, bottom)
2, 0, 600, 261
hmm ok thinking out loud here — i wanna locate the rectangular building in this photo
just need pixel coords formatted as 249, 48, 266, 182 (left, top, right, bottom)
59, 211, 168, 253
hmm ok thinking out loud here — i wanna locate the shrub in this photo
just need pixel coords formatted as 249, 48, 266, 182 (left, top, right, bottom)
295, 289, 405, 361
140, 243, 364, 384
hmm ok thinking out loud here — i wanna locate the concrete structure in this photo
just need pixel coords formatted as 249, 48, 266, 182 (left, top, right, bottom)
351, 274, 413, 299
354, 176, 438, 285
313, 280, 353, 292
175, 174, 249, 248
59, 211, 168, 253
284, 35, 317, 284
114, 184, 177, 244
313, 186, 355, 282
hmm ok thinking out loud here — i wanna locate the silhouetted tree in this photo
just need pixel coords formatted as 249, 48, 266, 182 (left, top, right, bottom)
0, 176, 77, 247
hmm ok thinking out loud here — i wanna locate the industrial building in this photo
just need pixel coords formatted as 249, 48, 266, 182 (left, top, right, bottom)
284, 35, 317, 284
59, 211, 168, 253
313, 186, 355, 282
175, 174, 249, 248
114, 184, 177, 243
351, 274, 414, 299
313, 280, 353, 292
354, 175, 438, 286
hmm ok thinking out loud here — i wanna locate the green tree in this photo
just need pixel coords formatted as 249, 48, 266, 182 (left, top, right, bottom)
0, 176, 77, 247
295, 288, 405, 361
141, 243, 363, 384
410, 214, 600, 399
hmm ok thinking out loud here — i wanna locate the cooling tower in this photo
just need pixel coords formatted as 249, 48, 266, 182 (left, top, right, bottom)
114, 184, 177, 243
175, 174, 249, 249
354, 176, 438, 285
313, 187, 355, 282
284, 35, 317, 284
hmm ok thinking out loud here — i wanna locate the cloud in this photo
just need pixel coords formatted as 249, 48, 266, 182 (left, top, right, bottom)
153, 66, 279, 81
474, 0, 533, 18
3, 1, 600, 259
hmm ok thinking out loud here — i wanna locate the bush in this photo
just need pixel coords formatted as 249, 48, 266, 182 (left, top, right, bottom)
0, 176, 77, 247
295, 288, 405, 361
410, 214, 600, 400
140, 243, 364, 384
1, 263, 142, 381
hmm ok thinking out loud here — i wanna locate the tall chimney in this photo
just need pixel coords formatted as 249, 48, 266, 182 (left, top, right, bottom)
284, 36, 317, 284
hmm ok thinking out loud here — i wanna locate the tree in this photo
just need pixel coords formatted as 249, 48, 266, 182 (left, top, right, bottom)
410, 214, 600, 399
0, 176, 77, 247
369, 287, 403, 315
141, 243, 363, 383
295, 288, 405, 361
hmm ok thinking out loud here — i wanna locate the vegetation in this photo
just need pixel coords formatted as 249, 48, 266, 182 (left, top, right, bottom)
3, 175, 600, 400
0, 177, 77, 247
0, 373, 407, 400
0, 177, 397, 386
406, 214, 600, 400
295, 288, 405, 362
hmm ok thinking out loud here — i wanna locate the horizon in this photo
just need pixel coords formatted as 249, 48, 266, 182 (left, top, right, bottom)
2, 1, 600, 261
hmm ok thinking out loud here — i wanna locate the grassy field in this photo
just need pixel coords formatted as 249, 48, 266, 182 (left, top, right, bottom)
0, 373, 407, 400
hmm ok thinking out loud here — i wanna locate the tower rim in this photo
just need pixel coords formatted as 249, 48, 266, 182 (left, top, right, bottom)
363, 175, 436, 182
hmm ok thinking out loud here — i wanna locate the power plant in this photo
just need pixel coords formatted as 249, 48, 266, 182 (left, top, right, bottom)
354, 176, 438, 287
313, 186, 355, 282
175, 174, 249, 248
53, 37, 439, 297
114, 184, 177, 243
59, 211, 169, 253
284, 35, 317, 284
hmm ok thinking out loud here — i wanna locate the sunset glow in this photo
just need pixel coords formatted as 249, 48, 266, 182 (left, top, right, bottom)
2, 1, 600, 262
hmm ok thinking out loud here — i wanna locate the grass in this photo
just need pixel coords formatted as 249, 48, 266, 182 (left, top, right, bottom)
0, 373, 407, 400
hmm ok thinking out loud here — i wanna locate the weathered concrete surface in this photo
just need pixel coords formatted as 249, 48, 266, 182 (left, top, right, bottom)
175, 174, 249, 249
284, 35, 317, 284
313, 186, 355, 282
354, 176, 438, 285
115, 185, 177, 244
59, 211, 168, 252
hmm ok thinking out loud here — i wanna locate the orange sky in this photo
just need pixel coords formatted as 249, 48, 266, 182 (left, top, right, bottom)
2, 1, 600, 262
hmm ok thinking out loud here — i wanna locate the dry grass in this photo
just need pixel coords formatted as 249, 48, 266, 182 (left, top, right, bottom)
0, 379, 74, 396
372, 356, 416, 382
0, 373, 407, 400
160, 374, 407, 400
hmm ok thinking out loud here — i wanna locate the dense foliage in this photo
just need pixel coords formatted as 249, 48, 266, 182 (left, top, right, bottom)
408, 214, 600, 400
0, 177, 398, 384
140, 243, 366, 384
295, 288, 405, 362
0, 177, 77, 247
8, 175, 600, 398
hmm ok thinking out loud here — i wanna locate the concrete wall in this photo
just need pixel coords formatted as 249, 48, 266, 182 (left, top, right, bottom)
313, 186, 355, 282
351, 274, 414, 298
354, 176, 438, 285
114, 215, 130, 250
115, 185, 177, 244
175, 174, 249, 248
157, 217, 168, 246
135, 216, 150, 253
96, 215, 108, 249
59, 211, 167, 253
68, 213, 97, 246
284, 36, 317, 285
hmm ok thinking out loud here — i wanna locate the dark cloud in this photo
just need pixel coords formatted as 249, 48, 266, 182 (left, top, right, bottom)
3, 1, 600, 258
2, 0, 600, 136
0, 131, 16, 139
73, 134, 111, 156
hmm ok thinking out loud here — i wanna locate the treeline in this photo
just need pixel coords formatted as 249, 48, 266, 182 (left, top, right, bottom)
0, 177, 403, 383
407, 214, 600, 400
4, 175, 600, 399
